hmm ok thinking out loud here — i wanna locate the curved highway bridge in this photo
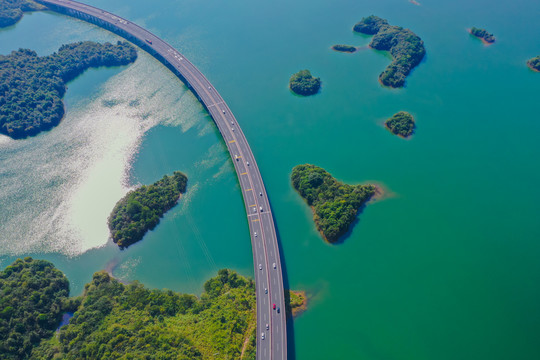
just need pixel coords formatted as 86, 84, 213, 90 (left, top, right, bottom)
35, 1, 287, 359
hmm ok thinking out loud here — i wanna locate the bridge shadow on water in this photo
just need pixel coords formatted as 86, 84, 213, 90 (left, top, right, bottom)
267, 199, 296, 360
267, 196, 372, 359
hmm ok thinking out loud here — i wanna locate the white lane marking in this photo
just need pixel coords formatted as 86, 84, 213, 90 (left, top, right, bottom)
207, 101, 224, 108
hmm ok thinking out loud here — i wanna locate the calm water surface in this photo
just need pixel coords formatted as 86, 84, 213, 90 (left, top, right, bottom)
1, 0, 539, 359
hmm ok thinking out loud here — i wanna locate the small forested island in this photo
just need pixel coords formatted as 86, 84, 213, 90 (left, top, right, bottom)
527, 56, 540, 72
469, 27, 495, 44
289, 69, 321, 96
0, 258, 72, 359
291, 164, 377, 243
285, 290, 307, 317
385, 111, 415, 138
0, 41, 137, 139
0, 0, 44, 28
332, 44, 357, 53
108, 171, 188, 249
353, 15, 425, 88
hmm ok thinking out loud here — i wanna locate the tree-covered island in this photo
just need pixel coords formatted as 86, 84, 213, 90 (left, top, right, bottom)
108, 171, 188, 249
469, 27, 495, 44
285, 290, 307, 317
385, 111, 415, 138
527, 56, 540, 72
291, 164, 377, 243
0, 41, 137, 139
289, 69, 321, 96
353, 15, 425, 88
332, 44, 357, 53
0, 0, 44, 28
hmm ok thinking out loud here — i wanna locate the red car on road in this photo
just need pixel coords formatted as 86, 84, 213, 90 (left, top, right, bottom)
273, 303, 276, 310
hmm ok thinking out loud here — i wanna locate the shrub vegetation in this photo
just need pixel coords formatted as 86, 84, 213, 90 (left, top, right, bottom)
353, 15, 425, 88
385, 111, 415, 138
527, 56, 540, 71
0, 41, 137, 139
32, 269, 257, 360
0, 0, 44, 28
284, 290, 307, 317
289, 70, 321, 96
470, 27, 495, 43
108, 171, 188, 249
0, 258, 70, 360
2, 258, 304, 360
291, 164, 376, 243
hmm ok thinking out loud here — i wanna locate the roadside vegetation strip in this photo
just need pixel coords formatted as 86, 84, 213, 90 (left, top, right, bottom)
291, 164, 377, 243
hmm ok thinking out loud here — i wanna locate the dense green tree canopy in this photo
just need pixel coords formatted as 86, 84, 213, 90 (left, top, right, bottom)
0, 0, 44, 28
291, 164, 376, 243
0, 41, 137, 139
1, 259, 305, 359
108, 171, 188, 249
385, 111, 415, 138
289, 69, 321, 96
527, 56, 540, 71
470, 27, 495, 43
32, 269, 257, 360
0, 258, 70, 360
353, 15, 425, 88
332, 44, 357, 53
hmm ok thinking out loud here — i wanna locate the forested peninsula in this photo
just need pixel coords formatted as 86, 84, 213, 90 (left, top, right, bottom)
527, 56, 540, 72
1, 258, 306, 359
0, 258, 73, 360
469, 27, 495, 44
0, 41, 137, 139
108, 171, 188, 249
0, 258, 257, 359
385, 111, 415, 138
291, 164, 377, 243
289, 70, 321, 96
353, 15, 425, 88
0, 0, 44, 28
34, 269, 257, 360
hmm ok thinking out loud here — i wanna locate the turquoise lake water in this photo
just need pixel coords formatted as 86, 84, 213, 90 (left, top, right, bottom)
1, 0, 539, 358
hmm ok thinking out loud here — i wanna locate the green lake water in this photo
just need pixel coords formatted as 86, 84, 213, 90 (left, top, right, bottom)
1, 0, 539, 358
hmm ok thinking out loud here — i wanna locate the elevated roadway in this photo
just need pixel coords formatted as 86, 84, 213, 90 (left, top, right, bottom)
36, 1, 287, 359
